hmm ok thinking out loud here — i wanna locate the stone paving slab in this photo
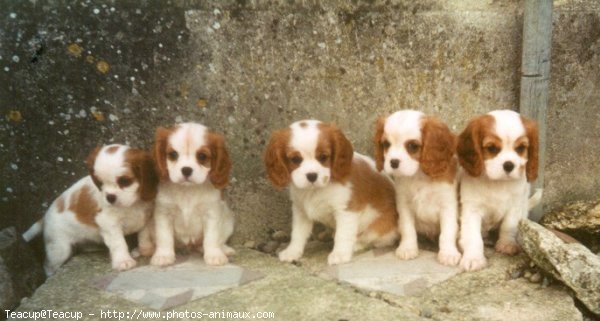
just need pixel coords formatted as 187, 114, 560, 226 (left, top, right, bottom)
93, 255, 264, 310
321, 248, 460, 296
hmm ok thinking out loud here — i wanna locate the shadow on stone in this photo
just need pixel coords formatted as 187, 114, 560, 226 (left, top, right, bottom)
0, 227, 45, 312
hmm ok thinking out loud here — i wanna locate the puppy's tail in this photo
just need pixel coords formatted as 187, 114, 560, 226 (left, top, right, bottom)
528, 188, 543, 211
22, 219, 43, 242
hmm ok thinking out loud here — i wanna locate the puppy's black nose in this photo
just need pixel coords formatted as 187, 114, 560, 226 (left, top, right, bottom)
390, 159, 400, 169
106, 194, 117, 204
181, 167, 193, 177
503, 161, 515, 173
306, 172, 318, 183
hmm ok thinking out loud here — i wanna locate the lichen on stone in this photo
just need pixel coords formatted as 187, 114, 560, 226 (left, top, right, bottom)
96, 60, 110, 74
67, 43, 83, 57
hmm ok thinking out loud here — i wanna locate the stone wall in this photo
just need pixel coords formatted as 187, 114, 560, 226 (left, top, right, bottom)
1, 0, 599, 245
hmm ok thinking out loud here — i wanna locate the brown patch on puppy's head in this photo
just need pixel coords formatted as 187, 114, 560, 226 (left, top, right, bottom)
457, 114, 496, 177
86, 146, 103, 190
105, 145, 119, 154
205, 131, 232, 189
153, 126, 176, 181
124, 148, 159, 201
317, 123, 353, 183
373, 117, 387, 172
521, 116, 539, 182
420, 117, 457, 182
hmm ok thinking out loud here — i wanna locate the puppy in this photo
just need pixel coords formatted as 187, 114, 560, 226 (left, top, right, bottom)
374, 110, 461, 266
150, 122, 234, 267
457, 109, 538, 271
264, 120, 398, 265
22, 144, 158, 275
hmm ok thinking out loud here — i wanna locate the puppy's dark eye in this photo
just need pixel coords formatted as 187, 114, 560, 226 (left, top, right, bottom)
406, 141, 421, 154
117, 176, 133, 188
486, 145, 500, 155
197, 152, 207, 162
167, 151, 178, 161
290, 156, 303, 165
318, 154, 329, 163
381, 140, 391, 149
515, 144, 527, 154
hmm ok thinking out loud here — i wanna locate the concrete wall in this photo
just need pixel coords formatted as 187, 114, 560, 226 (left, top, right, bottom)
1, 0, 599, 245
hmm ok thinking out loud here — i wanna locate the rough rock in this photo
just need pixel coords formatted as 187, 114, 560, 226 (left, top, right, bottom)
379, 249, 582, 321
0, 263, 15, 310
518, 219, 600, 315
541, 199, 600, 234
242, 240, 257, 249
541, 198, 600, 252
0, 227, 45, 311
270, 230, 290, 243
258, 241, 279, 254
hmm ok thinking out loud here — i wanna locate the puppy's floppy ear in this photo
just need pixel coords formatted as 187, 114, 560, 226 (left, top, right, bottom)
127, 149, 159, 201
374, 117, 386, 172
153, 127, 172, 180
86, 146, 101, 174
86, 146, 102, 189
324, 123, 353, 181
206, 131, 231, 189
521, 115, 539, 182
457, 115, 492, 177
420, 117, 457, 178
264, 129, 291, 188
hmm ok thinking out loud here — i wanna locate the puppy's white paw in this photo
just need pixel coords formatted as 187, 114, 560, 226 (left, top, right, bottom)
395, 245, 419, 260
221, 245, 236, 256
495, 240, 520, 255
327, 250, 352, 265
204, 250, 228, 266
437, 248, 461, 266
459, 255, 487, 272
150, 252, 175, 267
130, 248, 141, 259
278, 247, 303, 263
113, 256, 137, 271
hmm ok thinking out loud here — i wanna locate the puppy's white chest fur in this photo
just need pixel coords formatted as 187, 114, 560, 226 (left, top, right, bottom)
397, 175, 455, 236
461, 175, 529, 232
290, 183, 349, 227
110, 201, 152, 235
157, 182, 221, 245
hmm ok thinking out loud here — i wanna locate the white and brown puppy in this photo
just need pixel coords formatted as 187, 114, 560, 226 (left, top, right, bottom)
150, 122, 234, 267
374, 110, 461, 266
457, 109, 538, 271
265, 120, 398, 265
22, 144, 158, 276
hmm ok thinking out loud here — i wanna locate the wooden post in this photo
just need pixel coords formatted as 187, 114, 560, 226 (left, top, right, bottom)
520, 0, 553, 221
